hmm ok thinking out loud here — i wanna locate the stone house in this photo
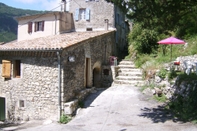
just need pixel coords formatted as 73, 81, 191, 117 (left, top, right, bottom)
0, 11, 115, 121
69, 0, 130, 58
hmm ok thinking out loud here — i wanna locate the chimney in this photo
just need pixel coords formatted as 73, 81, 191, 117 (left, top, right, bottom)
61, 0, 66, 12
104, 19, 109, 30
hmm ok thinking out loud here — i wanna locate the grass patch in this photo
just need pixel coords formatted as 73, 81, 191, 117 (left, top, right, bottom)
153, 94, 167, 102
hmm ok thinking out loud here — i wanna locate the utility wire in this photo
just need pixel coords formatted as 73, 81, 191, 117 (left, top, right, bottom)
18, 1, 69, 28
72, 0, 83, 8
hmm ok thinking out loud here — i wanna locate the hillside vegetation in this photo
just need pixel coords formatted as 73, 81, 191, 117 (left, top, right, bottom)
0, 2, 45, 42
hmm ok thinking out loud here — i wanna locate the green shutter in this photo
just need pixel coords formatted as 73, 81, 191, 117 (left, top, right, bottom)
0, 97, 5, 121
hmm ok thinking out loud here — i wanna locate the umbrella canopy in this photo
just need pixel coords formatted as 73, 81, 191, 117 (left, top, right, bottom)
157, 36, 185, 60
158, 36, 185, 44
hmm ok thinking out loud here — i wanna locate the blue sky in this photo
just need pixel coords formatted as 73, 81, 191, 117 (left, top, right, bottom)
1, 0, 68, 11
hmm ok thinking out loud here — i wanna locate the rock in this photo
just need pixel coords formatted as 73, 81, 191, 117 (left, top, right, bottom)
151, 89, 156, 95
155, 76, 162, 83
154, 87, 162, 96
142, 88, 153, 96
165, 92, 172, 99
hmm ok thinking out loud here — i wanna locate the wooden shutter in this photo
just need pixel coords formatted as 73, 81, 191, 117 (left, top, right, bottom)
42, 21, 45, 31
2, 60, 11, 78
28, 22, 32, 33
75, 9, 79, 21
85, 8, 90, 21
34, 22, 37, 32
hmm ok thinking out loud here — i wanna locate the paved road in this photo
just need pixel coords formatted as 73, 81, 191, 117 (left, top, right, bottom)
5, 85, 197, 131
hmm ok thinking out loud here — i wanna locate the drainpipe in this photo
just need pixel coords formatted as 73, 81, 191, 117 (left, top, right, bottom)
54, 13, 57, 35
57, 51, 62, 119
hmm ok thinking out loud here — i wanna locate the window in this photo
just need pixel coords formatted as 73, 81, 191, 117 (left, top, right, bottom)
13, 60, 21, 78
34, 21, 44, 32
79, 9, 86, 20
2, 60, 21, 79
19, 100, 25, 108
103, 69, 109, 76
28, 22, 32, 33
75, 8, 90, 21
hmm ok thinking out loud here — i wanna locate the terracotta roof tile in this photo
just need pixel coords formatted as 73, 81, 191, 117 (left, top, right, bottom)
0, 30, 114, 51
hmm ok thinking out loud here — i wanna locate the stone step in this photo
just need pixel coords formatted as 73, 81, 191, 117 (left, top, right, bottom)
114, 60, 145, 86
116, 76, 142, 81
118, 64, 136, 68
118, 72, 142, 76
118, 68, 142, 73
119, 60, 134, 65
113, 79, 144, 86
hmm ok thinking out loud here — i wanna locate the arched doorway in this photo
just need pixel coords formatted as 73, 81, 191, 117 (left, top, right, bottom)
93, 67, 100, 87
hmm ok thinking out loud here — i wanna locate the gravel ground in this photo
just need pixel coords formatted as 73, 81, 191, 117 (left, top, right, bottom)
1, 85, 197, 131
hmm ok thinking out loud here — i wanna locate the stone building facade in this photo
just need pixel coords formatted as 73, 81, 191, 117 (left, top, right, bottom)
0, 30, 115, 121
68, 0, 130, 58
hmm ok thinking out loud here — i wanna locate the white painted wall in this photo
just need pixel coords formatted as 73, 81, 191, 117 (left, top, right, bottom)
17, 12, 74, 41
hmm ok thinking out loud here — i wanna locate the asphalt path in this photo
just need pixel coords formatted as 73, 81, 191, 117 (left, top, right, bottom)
11, 85, 197, 131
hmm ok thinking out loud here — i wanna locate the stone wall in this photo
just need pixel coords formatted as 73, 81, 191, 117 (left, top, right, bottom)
69, 0, 115, 31
61, 32, 114, 102
0, 54, 59, 121
0, 31, 115, 121
69, 0, 129, 57
143, 55, 197, 100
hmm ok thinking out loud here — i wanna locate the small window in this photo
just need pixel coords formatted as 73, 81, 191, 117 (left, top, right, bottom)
86, 27, 92, 31
34, 21, 44, 32
19, 100, 25, 108
13, 60, 21, 78
28, 22, 32, 33
103, 69, 109, 76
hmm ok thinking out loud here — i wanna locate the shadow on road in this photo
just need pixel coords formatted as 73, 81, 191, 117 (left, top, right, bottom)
138, 105, 180, 123
83, 88, 107, 108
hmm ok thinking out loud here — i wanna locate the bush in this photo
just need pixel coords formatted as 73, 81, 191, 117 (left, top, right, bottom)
157, 68, 167, 79
59, 114, 72, 124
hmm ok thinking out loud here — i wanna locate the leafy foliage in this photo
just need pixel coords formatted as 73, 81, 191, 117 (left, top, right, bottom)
157, 68, 167, 79
59, 114, 72, 124
128, 23, 158, 54
167, 74, 197, 121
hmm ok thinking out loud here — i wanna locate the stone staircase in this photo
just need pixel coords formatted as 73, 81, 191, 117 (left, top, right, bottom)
113, 60, 144, 86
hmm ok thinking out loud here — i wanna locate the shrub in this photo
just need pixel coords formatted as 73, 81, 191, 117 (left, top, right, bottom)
157, 68, 167, 79
59, 114, 72, 124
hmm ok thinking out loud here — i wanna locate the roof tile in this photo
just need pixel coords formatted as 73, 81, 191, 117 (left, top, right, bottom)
0, 31, 114, 51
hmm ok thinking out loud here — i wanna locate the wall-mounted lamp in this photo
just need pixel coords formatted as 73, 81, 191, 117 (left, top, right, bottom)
68, 56, 75, 62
